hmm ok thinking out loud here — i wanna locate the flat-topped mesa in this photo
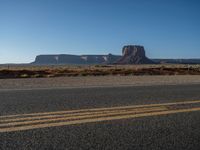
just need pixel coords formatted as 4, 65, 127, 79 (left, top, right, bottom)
31, 45, 200, 65
32, 54, 121, 65
116, 45, 156, 64
122, 45, 145, 57
32, 45, 156, 65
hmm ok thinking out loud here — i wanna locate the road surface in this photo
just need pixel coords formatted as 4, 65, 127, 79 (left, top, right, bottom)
0, 84, 200, 150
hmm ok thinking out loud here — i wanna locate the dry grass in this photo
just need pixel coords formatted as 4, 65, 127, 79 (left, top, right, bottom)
0, 64, 200, 79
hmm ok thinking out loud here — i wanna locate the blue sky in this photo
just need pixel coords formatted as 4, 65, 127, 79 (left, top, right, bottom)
0, 0, 200, 63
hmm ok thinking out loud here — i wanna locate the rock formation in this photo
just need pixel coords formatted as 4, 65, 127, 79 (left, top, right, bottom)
116, 45, 155, 64
33, 54, 121, 65
32, 45, 200, 65
151, 59, 200, 64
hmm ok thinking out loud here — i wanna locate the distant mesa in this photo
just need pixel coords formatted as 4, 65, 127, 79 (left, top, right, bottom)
33, 54, 121, 65
116, 45, 155, 64
32, 45, 200, 65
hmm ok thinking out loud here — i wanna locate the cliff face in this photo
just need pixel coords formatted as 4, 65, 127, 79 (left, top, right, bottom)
33, 54, 121, 64
32, 45, 200, 65
116, 45, 156, 64
32, 45, 155, 65
152, 59, 200, 64
34, 55, 83, 64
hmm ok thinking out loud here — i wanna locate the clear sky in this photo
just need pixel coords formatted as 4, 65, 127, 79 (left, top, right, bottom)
0, 0, 200, 63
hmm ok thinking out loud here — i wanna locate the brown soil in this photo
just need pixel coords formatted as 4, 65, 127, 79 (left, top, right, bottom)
0, 65, 200, 79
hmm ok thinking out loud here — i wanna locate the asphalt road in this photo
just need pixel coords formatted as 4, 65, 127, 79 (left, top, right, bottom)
0, 84, 200, 150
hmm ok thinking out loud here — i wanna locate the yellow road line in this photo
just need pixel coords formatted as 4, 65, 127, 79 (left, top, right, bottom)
1, 100, 200, 119
1, 107, 200, 133
0, 107, 167, 127
0, 107, 163, 123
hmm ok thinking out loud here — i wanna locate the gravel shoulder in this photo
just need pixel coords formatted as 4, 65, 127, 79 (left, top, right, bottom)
0, 75, 200, 90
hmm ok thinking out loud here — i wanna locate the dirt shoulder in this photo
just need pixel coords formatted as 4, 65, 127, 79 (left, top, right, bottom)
0, 75, 200, 90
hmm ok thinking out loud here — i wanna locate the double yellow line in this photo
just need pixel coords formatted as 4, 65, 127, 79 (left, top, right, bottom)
1, 100, 200, 133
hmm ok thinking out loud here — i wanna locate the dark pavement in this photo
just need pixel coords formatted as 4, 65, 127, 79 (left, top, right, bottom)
0, 84, 200, 150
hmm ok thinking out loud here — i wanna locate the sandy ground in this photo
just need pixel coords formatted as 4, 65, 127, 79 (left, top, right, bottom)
0, 75, 200, 90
